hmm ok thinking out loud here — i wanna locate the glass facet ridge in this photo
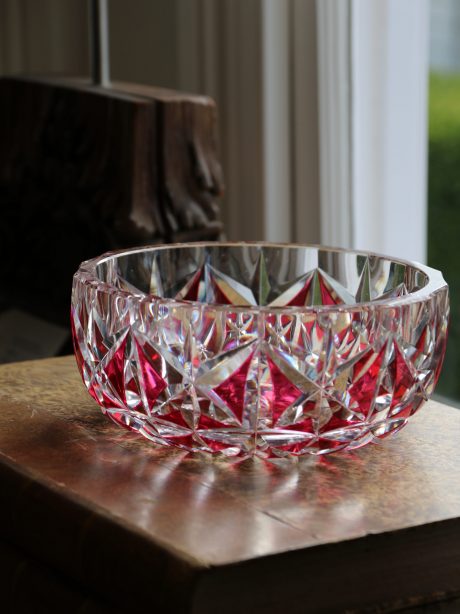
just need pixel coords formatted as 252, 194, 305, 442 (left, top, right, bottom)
71, 243, 449, 458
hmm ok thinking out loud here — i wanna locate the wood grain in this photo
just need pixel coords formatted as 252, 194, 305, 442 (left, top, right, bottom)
0, 76, 223, 326
0, 356, 459, 613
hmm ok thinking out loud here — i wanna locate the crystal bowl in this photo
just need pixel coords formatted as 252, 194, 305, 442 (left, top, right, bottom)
71, 243, 449, 458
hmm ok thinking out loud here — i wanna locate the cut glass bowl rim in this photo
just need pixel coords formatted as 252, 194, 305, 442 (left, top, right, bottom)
74, 241, 448, 314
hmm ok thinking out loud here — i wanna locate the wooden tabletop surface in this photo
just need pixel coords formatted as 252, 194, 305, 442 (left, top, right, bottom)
0, 356, 459, 613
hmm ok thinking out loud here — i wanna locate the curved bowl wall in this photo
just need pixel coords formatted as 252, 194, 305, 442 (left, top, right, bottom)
71, 243, 449, 458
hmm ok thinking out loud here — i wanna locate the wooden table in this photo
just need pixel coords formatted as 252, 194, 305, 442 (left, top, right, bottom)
0, 357, 459, 613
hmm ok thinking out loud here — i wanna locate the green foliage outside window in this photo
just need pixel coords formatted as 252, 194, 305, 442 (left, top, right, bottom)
428, 73, 460, 399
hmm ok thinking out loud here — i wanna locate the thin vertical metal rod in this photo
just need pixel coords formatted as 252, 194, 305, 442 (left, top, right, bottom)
89, 0, 110, 86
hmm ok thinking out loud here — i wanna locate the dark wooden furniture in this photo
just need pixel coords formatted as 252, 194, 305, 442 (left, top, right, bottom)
0, 76, 223, 327
0, 356, 459, 613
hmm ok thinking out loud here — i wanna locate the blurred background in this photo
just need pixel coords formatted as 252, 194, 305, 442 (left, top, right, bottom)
429, 0, 460, 402
0, 0, 321, 245
0, 0, 459, 403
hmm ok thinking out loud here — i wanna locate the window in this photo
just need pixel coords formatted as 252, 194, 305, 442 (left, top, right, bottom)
428, 0, 460, 402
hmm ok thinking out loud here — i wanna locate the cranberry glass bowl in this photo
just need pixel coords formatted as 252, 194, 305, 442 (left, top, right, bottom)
71, 243, 448, 458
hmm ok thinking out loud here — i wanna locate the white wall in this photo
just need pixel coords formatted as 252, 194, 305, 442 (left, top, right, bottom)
317, 0, 429, 263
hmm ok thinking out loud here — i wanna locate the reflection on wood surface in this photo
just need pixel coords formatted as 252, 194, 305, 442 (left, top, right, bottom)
0, 356, 459, 613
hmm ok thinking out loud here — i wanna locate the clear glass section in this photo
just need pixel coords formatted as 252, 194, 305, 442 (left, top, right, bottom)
93, 244, 430, 306
72, 243, 449, 458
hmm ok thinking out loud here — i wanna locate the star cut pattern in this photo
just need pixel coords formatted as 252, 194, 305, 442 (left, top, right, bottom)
72, 247, 449, 458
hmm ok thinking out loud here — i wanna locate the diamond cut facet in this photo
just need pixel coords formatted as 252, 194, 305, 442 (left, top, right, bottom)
72, 243, 449, 457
